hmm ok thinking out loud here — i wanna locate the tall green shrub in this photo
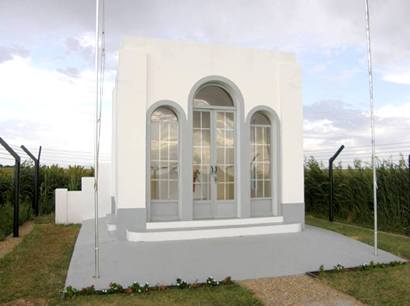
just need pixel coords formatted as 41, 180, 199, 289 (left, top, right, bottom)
305, 157, 410, 235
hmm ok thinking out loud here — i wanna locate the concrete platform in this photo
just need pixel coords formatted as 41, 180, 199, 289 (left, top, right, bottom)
65, 217, 404, 290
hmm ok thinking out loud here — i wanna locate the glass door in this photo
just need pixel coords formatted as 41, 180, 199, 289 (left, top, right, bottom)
193, 110, 235, 218
215, 111, 235, 202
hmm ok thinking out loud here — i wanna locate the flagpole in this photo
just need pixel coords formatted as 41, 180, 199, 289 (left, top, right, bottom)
364, 0, 378, 256
94, 0, 101, 278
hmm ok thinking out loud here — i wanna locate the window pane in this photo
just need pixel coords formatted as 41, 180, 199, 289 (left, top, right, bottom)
256, 181, 264, 198
256, 128, 263, 144
194, 86, 233, 107
217, 166, 224, 182
226, 148, 234, 164
226, 112, 234, 129
158, 163, 168, 180
151, 162, 159, 180
200, 167, 210, 184
151, 141, 159, 161
251, 112, 270, 125
169, 122, 178, 141
193, 129, 201, 145
193, 166, 201, 183
202, 130, 210, 146
263, 163, 271, 179
169, 142, 178, 161
217, 183, 225, 200
202, 112, 210, 128
217, 147, 224, 164
216, 130, 224, 146
151, 122, 160, 141
150, 106, 179, 202
250, 112, 273, 199
226, 183, 234, 200
169, 163, 178, 180
225, 130, 234, 147
159, 142, 168, 160
250, 127, 256, 145
256, 164, 264, 180
193, 147, 201, 164
159, 181, 168, 200
263, 127, 271, 145
193, 111, 200, 128
217, 112, 225, 128
226, 166, 234, 182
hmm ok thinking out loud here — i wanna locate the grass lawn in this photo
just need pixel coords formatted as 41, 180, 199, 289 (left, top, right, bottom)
306, 215, 410, 306
0, 216, 261, 305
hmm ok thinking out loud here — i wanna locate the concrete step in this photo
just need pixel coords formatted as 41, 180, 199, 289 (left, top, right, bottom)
127, 221, 302, 242
146, 216, 284, 231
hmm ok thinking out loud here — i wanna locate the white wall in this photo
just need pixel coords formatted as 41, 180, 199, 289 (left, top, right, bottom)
113, 37, 304, 212
55, 163, 112, 224
114, 48, 147, 209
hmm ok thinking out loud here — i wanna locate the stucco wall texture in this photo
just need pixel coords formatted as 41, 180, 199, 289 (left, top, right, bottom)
112, 37, 303, 221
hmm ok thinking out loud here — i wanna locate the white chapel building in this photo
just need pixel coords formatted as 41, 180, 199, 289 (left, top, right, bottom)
109, 37, 304, 239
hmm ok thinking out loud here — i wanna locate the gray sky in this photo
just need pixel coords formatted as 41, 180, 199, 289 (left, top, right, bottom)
1, 0, 410, 165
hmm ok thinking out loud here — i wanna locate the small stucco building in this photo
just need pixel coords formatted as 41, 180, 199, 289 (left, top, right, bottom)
108, 37, 304, 239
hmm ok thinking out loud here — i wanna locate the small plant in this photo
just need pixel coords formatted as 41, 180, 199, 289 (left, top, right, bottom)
318, 264, 325, 276
107, 282, 124, 294
222, 276, 233, 285
334, 263, 345, 272
65, 286, 78, 298
360, 263, 370, 271
206, 276, 219, 287
79, 285, 96, 295
176, 278, 188, 289
64, 276, 231, 298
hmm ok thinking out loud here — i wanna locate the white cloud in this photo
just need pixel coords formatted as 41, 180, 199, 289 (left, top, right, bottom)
304, 100, 410, 163
0, 56, 113, 163
382, 72, 410, 85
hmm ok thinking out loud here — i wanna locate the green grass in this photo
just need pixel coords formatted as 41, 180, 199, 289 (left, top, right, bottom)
306, 215, 410, 259
61, 285, 261, 306
0, 217, 261, 305
306, 215, 410, 306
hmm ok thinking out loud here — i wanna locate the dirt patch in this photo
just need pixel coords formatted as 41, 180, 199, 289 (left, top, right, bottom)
0, 222, 34, 259
240, 275, 364, 306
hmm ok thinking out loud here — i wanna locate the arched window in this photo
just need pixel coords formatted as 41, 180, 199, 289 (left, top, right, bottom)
150, 106, 179, 200
250, 112, 271, 198
193, 85, 234, 107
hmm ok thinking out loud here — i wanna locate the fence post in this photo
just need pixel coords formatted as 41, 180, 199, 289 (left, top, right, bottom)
329, 145, 345, 222
21, 145, 42, 216
0, 137, 21, 237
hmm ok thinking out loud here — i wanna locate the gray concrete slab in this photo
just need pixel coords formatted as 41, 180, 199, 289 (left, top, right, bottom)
65, 217, 404, 290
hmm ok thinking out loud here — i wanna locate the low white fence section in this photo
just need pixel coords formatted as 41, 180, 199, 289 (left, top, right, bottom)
55, 163, 112, 224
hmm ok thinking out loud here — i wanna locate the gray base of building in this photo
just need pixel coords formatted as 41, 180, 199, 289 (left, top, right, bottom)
65, 216, 403, 290
282, 202, 304, 224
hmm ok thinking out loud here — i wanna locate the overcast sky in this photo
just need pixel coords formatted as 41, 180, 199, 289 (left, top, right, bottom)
1, 0, 410, 165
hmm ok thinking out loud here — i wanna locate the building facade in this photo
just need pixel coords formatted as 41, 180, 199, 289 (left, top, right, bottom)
111, 37, 304, 235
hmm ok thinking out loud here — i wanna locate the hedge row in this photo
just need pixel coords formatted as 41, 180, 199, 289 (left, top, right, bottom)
305, 157, 410, 235
0, 163, 93, 240
1, 158, 409, 239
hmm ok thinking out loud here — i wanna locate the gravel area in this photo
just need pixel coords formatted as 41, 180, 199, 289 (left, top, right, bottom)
0, 221, 34, 259
240, 275, 364, 306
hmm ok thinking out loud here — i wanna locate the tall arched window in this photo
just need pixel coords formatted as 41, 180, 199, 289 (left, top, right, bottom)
150, 106, 179, 201
250, 112, 271, 198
